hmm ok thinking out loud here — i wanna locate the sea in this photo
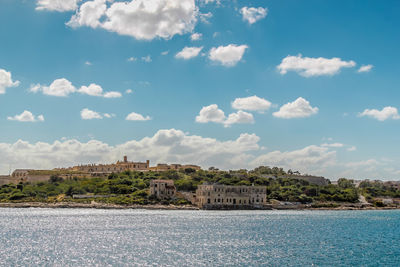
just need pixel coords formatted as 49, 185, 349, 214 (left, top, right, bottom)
0, 209, 399, 266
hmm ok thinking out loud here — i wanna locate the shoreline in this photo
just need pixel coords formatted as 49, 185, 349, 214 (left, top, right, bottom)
0, 202, 399, 211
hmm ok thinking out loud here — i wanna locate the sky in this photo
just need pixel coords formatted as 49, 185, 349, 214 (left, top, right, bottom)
0, 0, 400, 180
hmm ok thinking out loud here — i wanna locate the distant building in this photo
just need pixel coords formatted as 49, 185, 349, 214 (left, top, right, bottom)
149, 164, 201, 172
195, 183, 268, 209
150, 180, 176, 199
67, 156, 150, 175
12, 169, 33, 178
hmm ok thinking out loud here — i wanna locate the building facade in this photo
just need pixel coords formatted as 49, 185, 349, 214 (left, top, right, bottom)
62, 156, 150, 175
150, 180, 176, 199
195, 184, 268, 208
149, 164, 201, 172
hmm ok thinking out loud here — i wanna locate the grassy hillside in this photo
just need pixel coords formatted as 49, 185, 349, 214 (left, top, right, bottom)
0, 167, 374, 205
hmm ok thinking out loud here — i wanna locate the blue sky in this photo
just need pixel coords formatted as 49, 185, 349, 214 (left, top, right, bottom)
0, 0, 400, 180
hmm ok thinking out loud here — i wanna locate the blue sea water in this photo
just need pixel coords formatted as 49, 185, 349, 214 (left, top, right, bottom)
0, 209, 399, 266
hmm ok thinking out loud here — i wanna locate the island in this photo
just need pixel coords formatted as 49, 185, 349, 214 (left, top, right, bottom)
0, 156, 399, 210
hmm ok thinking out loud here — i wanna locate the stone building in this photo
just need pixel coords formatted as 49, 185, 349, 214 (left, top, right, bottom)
150, 180, 176, 199
67, 156, 150, 175
195, 183, 268, 208
149, 163, 201, 172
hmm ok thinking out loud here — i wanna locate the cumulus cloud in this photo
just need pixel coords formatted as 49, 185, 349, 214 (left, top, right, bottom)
103, 91, 122, 98
232, 95, 271, 113
141, 55, 152, 63
0, 129, 262, 173
358, 106, 400, 121
67, 0, 106, 28
277, 54, 356, 77
81, 108, 103, 120
195, 104, 254, 127
175, 46, 203, 60
273, 97, 318, 119
209, 44, 248, 67
0, 127, 394, 179
78, 83, 103, 96
0, 69, 20, 94
36, 0, 80, 12
100, 0, 197, 40
240, 7, 268, 24
347, 146, 357, 152
31, 80, 121, 98
321, 143, 344, 148
252, 145, 336, 175
7, 110, 44, 122
30, 78, 76, 97
126, 112, 151, 121
190, 33, 202, 41
358, 64, 373, 73
195, 104, 226, 123
224, 110, 254, 127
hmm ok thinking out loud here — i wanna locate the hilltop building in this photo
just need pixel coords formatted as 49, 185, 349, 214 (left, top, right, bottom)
150, 180, 176, 199
195, 183, 268, 209
66, 156, 150, 175
0, 156, 201, 185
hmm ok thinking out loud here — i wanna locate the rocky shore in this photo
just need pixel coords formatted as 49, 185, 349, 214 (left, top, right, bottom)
0, 202, 199, 210
0, 202, 399, 210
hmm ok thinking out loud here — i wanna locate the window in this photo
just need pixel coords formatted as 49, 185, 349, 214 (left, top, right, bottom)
207, 199, 210, 204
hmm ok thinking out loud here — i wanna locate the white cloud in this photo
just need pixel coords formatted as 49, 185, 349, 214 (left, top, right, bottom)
31, 80, 121, 98
358, 64, 373, 73
141, 55, 152, 63
36, 0, 80, 12
67, 0, 107, 28
0, 69, 20, 94
126, 112, 151, 121
103, 91, 122, 98
78, 83, 103, 96
125, 89, 133, 94
175, 46, 203, 60
7, 110, 44, 122
240, 7, 268, 24
81, 108, 103, 120
85, 61, 92, 66
195, 104, 254, 127
321, 143, 344, 148
202, 0, 220, 4
30, 78, 76, 97
195, 104, 226, 123
161, 51, 169, 56
127, 57, 136, 62
347, 146, 357, 152
224, 110, 254, 127
101, 0, 198, 40
190, 33, 202, 41
358, 106, 400, 121
209, 44, 248, 67
103, 113, 116, 118
277, 54, 356, 77
199, 12, 213, 24
0, 129, 261, 173
273, 97, 318, 119
252, 145, 336, 175
232, 95, 271, 113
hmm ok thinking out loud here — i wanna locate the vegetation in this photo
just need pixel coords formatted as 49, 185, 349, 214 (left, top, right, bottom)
0, 167, 373, 205
358, 180, 400, 202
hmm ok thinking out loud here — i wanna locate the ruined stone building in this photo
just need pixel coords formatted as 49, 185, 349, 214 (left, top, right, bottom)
195, 183, 268, 208
150, 180, 176, 199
